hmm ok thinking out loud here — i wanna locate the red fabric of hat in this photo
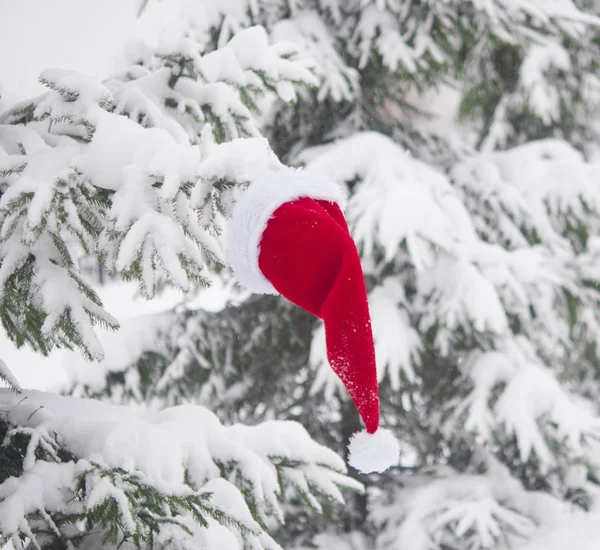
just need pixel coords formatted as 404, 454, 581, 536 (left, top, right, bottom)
228, 167, 399, 473
258, 197, 379, 434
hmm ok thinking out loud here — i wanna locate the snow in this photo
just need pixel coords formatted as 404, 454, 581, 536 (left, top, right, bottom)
85, 473, 138, 533
518, 42, 571, 124
75, 109, 200, 195
292, 532, 370, 550
0, 358, 20, 392
302, 132, 461, 269
272, 12, 359, 103
161, 0, 255, 46
0, 359, 21, 398
107, 69, 194, 144
515, 510, 600, 550
0, 460, 81, 534
0, 142, 79, 228
456, 351, 516, 440
228, 26, 318, 91
36, 258, 114, 360
419, 252, 509, 336
200, 47, 248, 86
487, 140, 598, 222
194, 135, 284, 200
200, 478, 261, 533
372, 450, 566, 550
502, 0, 600, 27
495, 363, 600, 466
453, 350, 600, 470
369, 278, 420, 388
355, 7, 419, 72
0, 388, 360, 548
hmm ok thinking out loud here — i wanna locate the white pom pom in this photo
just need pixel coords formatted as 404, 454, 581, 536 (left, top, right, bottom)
348, 428, 400, 474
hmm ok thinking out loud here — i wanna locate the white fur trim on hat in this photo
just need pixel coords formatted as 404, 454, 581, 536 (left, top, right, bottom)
228, 167, 347, 294
348, 428, 400, 473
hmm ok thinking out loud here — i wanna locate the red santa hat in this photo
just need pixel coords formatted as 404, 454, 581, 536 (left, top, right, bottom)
228, 167, 399, 474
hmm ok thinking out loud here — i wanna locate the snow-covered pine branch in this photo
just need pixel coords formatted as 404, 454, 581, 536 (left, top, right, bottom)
372, 448, 564, 550
0, 390, 361, 550
108, 26, 317, 144
0, 25, 314, 360
0, 358, 20, 394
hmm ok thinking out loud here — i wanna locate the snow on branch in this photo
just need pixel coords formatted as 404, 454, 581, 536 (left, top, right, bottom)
302, 132, 466, 270
301, 132, 510, 353
447, 139, 600, 357
0, 106, 120, 358
0, 358, 20, 393
108, 25, 317, 145
372, 450, 564, 550
454, 139, 600, 247
351, 1, 451, 77
302, 130, 600, 402
272, 12, 359, 103
451, 350, 600, 469
0, 22, 317, 361
0, 390, 362, 550
495, 0, 600, 30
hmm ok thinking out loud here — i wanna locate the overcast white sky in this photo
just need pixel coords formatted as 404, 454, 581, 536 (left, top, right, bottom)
0, 0, 174, 104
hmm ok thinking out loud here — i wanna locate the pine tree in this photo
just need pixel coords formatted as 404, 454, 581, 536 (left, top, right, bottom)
0, 21, 362, 550
15, 0, 600, 549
